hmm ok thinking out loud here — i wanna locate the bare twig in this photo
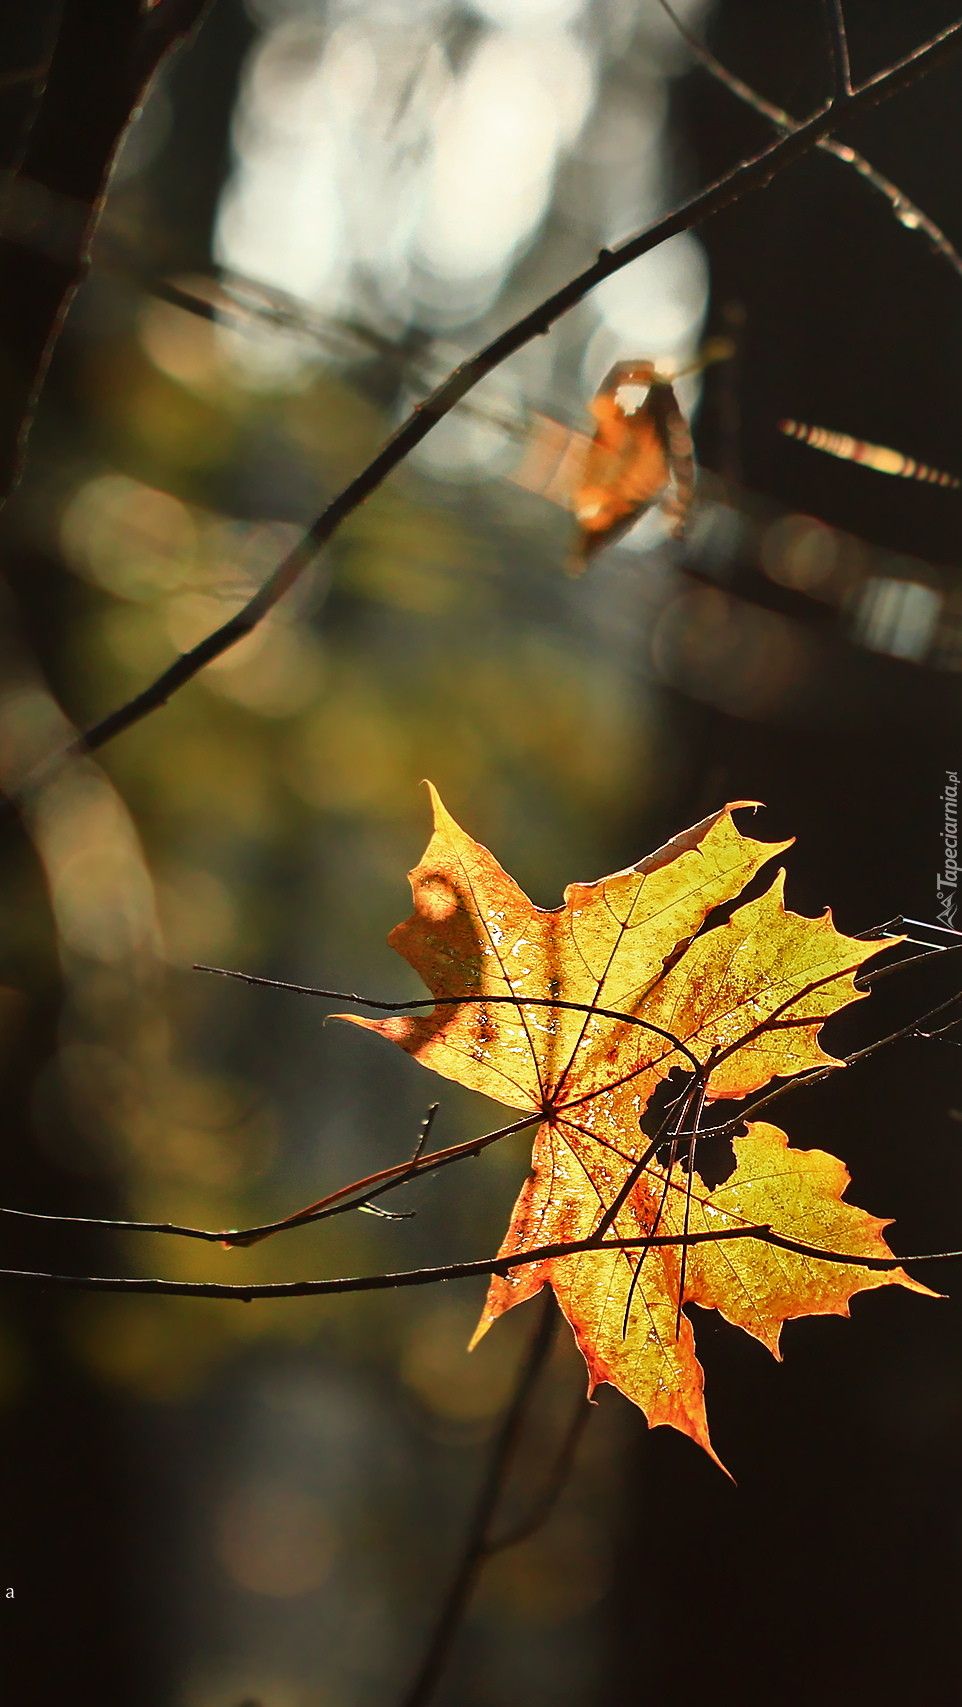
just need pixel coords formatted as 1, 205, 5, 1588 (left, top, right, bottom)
675, 1081, 707, 1337
400, 1291, 557, 1707
195, 965, 704, 1074
600, 1103, 694, 1249
0, 1108, 543, 1249
0, 973, 955, 1250
0, 1222, 955, 1304
410, 1103, 439, 1164
5, 13, 961, 806
654, 0, 962, 280
861, 917, 962, 949
823, 0, 853, 99
699, 985, 962, 1139
620, 1093, 695, 1335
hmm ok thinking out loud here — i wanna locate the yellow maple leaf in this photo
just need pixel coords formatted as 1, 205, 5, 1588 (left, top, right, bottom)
344, 786, 930, 1466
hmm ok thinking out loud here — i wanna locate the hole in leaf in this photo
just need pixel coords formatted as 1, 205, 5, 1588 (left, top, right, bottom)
639, 1066, 692, 1147
687, 1121, 741, 1191
640, 1071, 744, 1189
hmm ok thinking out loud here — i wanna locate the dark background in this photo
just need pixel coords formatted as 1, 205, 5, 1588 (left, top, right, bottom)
644, 4, 962, 1700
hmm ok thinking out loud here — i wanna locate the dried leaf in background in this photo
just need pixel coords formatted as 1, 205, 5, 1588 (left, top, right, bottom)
569, 361, 695, 569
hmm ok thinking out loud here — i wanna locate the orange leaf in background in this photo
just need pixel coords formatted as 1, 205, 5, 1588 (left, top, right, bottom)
568, 361, 695, 570
344, 788, 931, 1468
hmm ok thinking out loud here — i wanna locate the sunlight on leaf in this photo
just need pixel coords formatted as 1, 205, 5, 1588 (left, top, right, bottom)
344, 787, 932, 1467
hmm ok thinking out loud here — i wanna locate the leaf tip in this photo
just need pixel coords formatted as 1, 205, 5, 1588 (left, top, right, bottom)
421, 778, 460, 841
467, 1316, 491, 1353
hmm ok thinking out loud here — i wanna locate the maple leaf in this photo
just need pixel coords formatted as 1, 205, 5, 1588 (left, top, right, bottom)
344, 787, 930, 1466
568, 361, 695, 570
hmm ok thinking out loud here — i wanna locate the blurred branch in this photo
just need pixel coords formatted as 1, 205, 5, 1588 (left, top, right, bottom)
823, 0, 853, 99
96, 251, 415, 364
5, 12, 962, 807
654, 0, 962, 280
483, 1390, 592, 1554
0, 0, 212, 504
0, 1221, 956, 1303
0, 63, 48, 93
400, 1291, 558, 1707
98, 253, 531, 440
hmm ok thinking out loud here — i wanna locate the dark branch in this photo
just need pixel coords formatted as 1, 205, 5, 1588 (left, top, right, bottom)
698, 986, 962, 1139
0, 1223, 952, 1304
399, 1293, 557, 1707
0, 970, 956, 1249
654, 0, 962, 280
0, 1108, 543, 1249
0, 0, 213, 504
483, 1391, 592, 1554
194, 964, 704, 1074
823, 0, 853, 98
5, 12, 962, 803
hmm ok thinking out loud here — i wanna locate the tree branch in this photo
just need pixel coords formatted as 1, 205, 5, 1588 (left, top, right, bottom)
699, 985, 962, 1138
483, 1390, 591, 1554
0, 0, 213, 504
0, 1222, 954, 1304
653, 0, 962, 280
0, 973, 955, 1250
195, 965, 704, 1074
0, 1108, 542, 1248
400, 1291, 557, 1707
823, 0, 853, 99
5, 12, 962, 806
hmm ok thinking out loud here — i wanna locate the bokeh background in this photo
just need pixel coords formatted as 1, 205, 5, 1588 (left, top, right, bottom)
0, 1, 961, 1703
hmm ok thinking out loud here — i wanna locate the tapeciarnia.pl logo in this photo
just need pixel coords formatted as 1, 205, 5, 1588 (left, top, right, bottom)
937, 769, 959, 928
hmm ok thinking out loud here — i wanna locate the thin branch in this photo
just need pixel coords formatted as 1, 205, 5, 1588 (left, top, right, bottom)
654, 0, 962, 280
483, 1391, 592, 1554
0, 1109, 543, 1248
621, 1098, 693, 1335
697, 986, 962, 1139
594, 959, 945, 1223
229, 1111, 544, 1244
5, 12, 962, 804
410, 1103, 439, 1165
823, 0, 853, 99
603, 1080, 698, 1251
0, 1222, 955, 1302
195, 964, 704, 1075
399, 1291, 557, 1707
865, 916, 962, 948
675, 1082, 707, 1337
0, 974, 956, 1250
